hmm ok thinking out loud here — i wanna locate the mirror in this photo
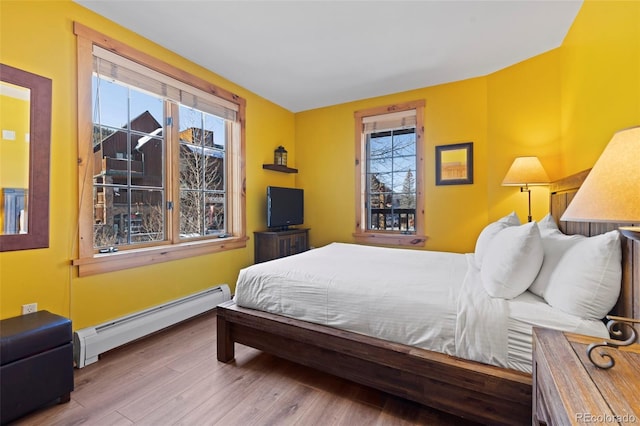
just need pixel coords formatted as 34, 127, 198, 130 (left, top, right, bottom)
0, 64, 51, 251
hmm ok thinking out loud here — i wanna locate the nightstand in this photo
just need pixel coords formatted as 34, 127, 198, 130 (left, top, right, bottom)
532, 328, 639, 425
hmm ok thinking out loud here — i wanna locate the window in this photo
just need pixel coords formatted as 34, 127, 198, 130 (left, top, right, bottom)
354, 101, 426, 247
92, 67, 167, 248
74, 24, 246, 276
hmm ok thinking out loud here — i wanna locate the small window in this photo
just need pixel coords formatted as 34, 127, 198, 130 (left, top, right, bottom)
354, 101, 426, 247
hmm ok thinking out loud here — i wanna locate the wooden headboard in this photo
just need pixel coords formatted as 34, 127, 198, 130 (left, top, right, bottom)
549, 169, 639, 330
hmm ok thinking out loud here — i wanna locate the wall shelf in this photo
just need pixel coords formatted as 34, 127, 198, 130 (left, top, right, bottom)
262, 164, 298, 173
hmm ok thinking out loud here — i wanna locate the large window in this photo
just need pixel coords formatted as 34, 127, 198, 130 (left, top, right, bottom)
75, 24, 246, 276
354, 101, 425, 247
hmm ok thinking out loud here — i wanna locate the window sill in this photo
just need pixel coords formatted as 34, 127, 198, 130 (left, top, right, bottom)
73, 236, 248, 277
352, 232, 427, 247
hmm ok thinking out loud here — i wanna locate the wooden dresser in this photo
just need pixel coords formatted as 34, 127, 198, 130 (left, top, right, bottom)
532, 327, 639, 425
253, 228, 309, 263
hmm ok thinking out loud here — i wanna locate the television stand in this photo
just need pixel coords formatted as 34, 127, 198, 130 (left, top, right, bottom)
254, 228, 309, 263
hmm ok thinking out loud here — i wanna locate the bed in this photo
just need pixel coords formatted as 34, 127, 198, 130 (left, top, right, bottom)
217, 170, 640, 425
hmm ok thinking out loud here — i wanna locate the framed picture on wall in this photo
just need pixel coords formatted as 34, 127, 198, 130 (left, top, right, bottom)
435, 142, 473, 185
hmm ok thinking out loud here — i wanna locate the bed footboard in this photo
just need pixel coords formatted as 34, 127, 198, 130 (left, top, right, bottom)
216, 300, 531, 426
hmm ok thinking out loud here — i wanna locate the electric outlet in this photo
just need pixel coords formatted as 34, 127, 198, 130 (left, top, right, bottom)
22, 303, 37, 315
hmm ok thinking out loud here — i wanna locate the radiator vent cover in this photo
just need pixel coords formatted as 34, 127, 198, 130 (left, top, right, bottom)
73, 284, 230, 368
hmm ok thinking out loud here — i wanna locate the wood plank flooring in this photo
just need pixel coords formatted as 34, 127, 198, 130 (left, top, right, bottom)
13, 311, 480, 426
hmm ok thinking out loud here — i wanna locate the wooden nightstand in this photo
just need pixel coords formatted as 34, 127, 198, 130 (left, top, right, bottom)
532, 328, 640, 425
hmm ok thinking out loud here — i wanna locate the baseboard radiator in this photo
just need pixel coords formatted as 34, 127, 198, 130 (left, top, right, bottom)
73, 284, 230, 368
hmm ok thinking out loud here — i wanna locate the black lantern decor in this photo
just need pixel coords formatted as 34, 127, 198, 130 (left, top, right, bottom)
274, 146, 288, 166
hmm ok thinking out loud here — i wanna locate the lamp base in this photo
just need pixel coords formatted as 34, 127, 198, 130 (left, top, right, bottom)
619, 226, 640, 241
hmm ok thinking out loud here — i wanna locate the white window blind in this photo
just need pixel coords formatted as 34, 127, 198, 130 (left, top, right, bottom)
362, 109, 416, 134
92, 45, 238, 121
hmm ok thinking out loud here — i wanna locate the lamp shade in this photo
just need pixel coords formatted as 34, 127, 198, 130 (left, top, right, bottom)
502, 156, 549, 186
561, 126, 640, 223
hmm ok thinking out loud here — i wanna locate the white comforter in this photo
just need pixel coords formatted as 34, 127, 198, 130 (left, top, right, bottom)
234, 242, 607, 373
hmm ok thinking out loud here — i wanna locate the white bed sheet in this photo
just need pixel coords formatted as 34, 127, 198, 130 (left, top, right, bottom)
236, 242, 468, 356
505, 291, 609, 373
234, 242, 609, 373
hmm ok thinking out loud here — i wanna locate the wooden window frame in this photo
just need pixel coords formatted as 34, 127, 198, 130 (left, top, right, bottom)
73, 23, 246, 276
353, 100, 426, 247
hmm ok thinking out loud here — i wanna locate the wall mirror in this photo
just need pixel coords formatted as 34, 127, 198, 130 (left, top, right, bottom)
0, 64, 51, 251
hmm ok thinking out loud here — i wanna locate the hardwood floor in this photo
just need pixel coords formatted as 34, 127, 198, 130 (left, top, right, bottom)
13, 311, 480, 426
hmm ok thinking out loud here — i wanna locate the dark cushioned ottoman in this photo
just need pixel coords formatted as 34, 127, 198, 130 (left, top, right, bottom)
0, 311, 74, 424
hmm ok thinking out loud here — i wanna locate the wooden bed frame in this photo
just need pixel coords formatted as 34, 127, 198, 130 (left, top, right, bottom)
217, 170, 639, 425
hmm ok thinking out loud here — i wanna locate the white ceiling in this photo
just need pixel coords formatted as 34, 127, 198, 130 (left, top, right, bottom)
74, 0, 583, 113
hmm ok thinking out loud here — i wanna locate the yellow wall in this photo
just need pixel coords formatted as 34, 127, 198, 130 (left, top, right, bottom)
486, 49, 562, 222
296, 0, 639, 254
296, 78, 489, 253
1, 0, 638, 328
296, 52, 561, 253
0, 1, 295, 326
560, 0, 640, 174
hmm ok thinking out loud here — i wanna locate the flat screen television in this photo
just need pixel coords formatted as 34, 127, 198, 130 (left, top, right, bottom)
267, 186, 304, 230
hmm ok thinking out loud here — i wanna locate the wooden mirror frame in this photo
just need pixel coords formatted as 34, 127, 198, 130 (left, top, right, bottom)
0, 64, 51, 251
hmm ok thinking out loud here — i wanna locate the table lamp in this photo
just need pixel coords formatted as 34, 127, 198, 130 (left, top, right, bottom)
561, 126, 640, 241
560, 125, 640, 369
502, 156, 549, 222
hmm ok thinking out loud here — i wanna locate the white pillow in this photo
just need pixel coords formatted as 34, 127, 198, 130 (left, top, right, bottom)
545, 230, 621, 320
500, 211, 521, 226
474, 212, 521, 268
480, 221, 544, 299
529, 231, 584, 298
538, 213, 560, 236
